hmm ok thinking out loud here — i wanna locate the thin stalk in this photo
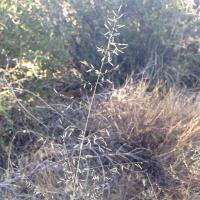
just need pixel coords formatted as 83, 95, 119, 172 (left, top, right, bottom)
72, 18, 118, 200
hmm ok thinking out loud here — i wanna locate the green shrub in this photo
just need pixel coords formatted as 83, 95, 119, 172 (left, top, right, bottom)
0, 0, 199, 87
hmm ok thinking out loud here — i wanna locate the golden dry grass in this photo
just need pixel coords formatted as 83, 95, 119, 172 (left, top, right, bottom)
90, 82, 200, 199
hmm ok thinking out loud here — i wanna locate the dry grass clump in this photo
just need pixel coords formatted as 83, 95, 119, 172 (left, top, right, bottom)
89, 82, 200, 199
0, 82, 200, 200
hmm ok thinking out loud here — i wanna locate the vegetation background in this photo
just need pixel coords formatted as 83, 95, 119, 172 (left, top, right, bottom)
0, 0, 200, 199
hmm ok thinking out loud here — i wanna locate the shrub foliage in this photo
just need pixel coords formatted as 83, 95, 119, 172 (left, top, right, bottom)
0, 0, 199, 87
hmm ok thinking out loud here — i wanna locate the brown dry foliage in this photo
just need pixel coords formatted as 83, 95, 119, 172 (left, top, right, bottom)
89, 82, 200, 199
